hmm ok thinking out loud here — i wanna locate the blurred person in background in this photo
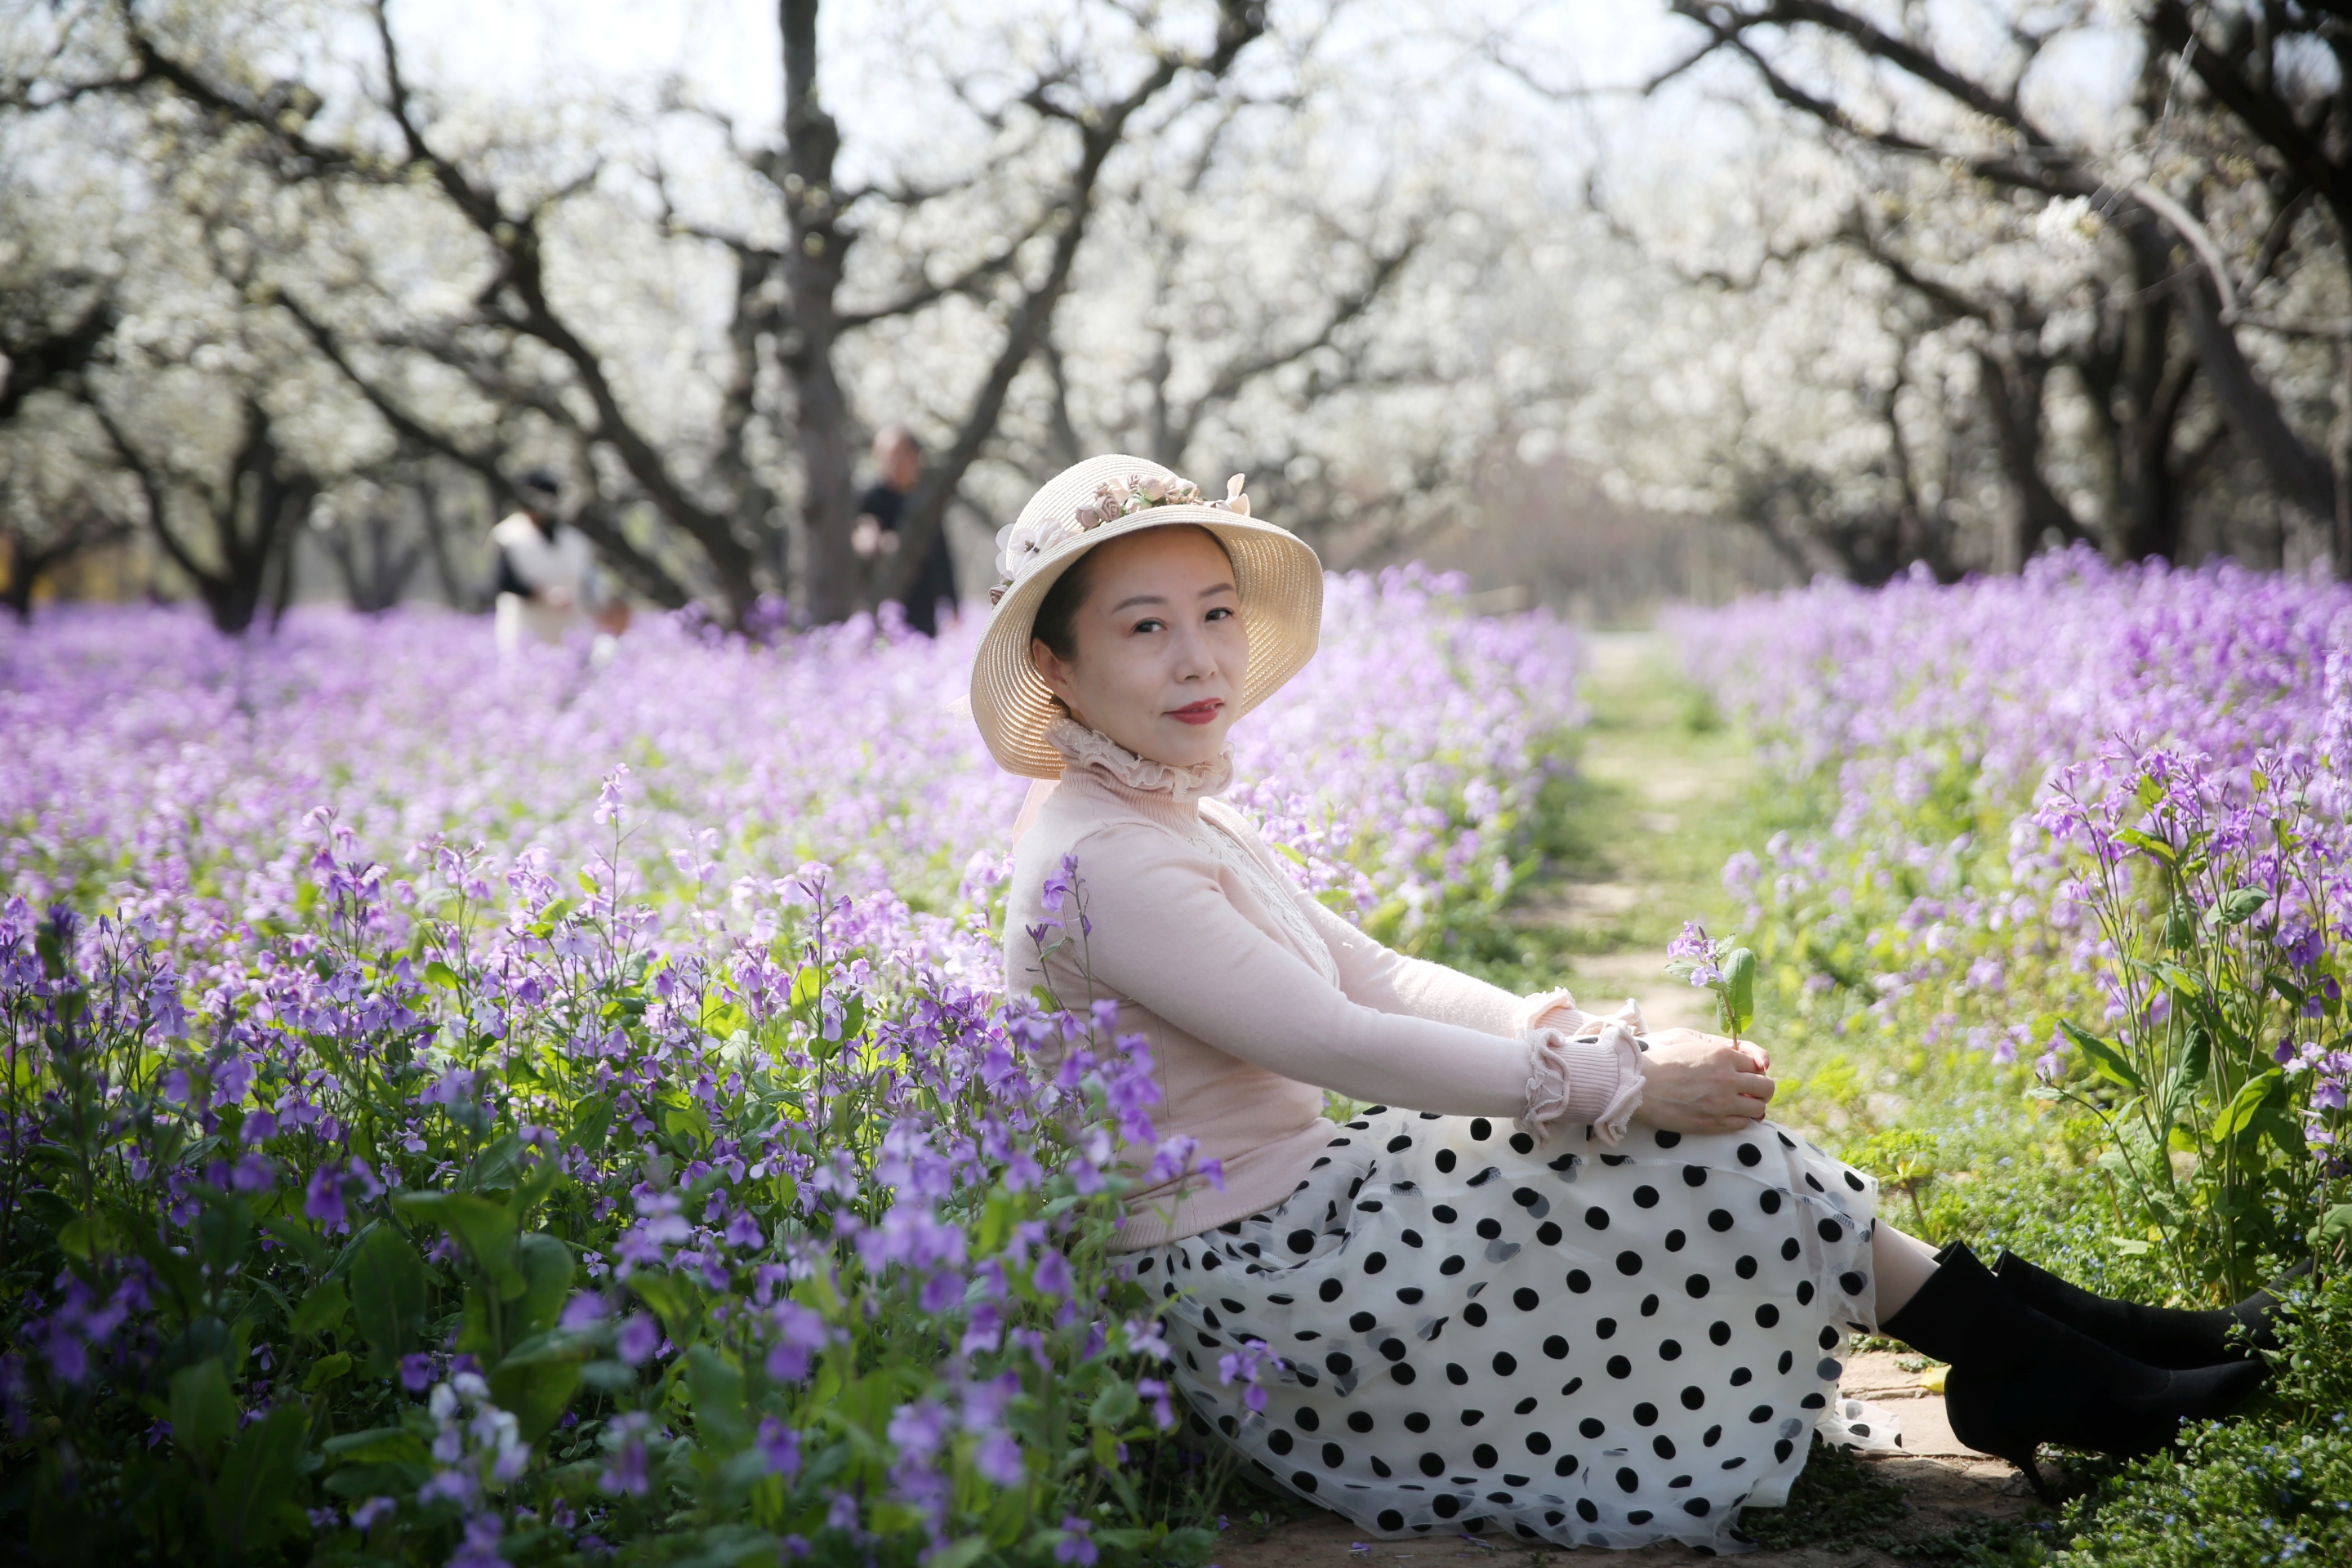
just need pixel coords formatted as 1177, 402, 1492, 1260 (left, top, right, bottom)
850, 426, 956, 636
492, 470, 628, 659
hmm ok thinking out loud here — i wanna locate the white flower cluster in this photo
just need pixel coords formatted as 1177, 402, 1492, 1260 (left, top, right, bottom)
991, 471, 1251, 604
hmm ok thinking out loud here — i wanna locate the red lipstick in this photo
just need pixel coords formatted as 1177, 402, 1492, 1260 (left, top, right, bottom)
1168, 700, 1224, 726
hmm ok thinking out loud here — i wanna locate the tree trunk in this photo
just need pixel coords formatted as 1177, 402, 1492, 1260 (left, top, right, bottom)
778, 0, 860, 625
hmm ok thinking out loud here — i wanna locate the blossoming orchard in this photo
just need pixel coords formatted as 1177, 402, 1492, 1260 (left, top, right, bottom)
6, 554, 2352, 1564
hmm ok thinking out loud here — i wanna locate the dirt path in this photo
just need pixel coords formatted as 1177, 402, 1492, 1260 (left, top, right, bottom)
1210, 634, 2042, 1562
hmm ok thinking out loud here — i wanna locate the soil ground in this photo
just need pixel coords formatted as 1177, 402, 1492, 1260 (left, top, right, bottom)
1221, 634, 2048, 1563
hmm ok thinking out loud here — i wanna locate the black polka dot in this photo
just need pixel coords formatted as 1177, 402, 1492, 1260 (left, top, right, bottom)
1708, 1321, 1731, 1346
1819, 1325, 1841, 1350
1731, 1366, 1751, 1385
1432, 1205, 1459, 1223
1658, 1339, 1682, 1361
1492, 1352, 1517, 1375
1845, 1169, 1867, 1191
1755, 1303, 1780, 1328
1633, 1185, 1660, 1208
1627, 1508, 1653, 1525
1509, 1132, 1535, 1155
1349, 1411, 1374, 1432
1776, 1349, 1793, 1374
1542, 1334, 1569, 1359
1735, 1254, 1758, 1279
1655, 1130, 1682, 1148
1774, 1437, 1795, 1463
1472, 1442, 1498, 1468
1512, 1396, 1537, 1416
1595, 1317, 1617, 1339
1527, 1431, 1552, 1454
1817, 1357, 1842, 1381
1461, 1408, 1486, 1425
1419, 1452, 1445, 1477
1431, 1495, 1460, 1519
1513, 1287, 1540, 1311
1758, 1190, 1782, 1215
1350, 1312, 1376, 1332
1476, 1217, 1502, 1240
1320, 1279, 1343, 1302
1323, 1442, 1345, 1468
1606, 1355, 1633, 1379
1797, 1281, 1816, 1306
1288, 1229, 1316, 1253
1616, 1466, 1640, 1493
1840, 1270, 1868, 1296
1818, 1218, 1843, 1244
1748, 1404, 1773, 1423
1683, 1498, 1711, 1517
1469, 1118, 1492, 1140
1579, 1417, 1606, 1439
1566, 1269, 1592, 1294
1364, 1253, 1388, 1275
1781, 1237, 1802, 1261
1615, 1250, 1644, 1276
1325, 1352, 1353, 1375
1396, 1286, 1425, 1304
1297, 1409, 1320, 1432
1584, 1205, 1610, 1231
1536, 1221, 1562, 1245
1737, 1143, 1762, 1166
1633, 1402, 1658, 1425
1577, 1499, 1599, 1522
1377, 1510, 1404, 1531
1446, 1364, 1468, 1385
1463, 1303, 1487, 1327
1440, 1255, 1466, 1276
1435, 1149, 1458, 1173
1708, 1209, 1734, 1232
1511, 1187, 1543, 1211
1665, 1230, 1686, 1253
1405, 1412, 1431, 1432
1269, 1429, 1294, 1454
1682, 1165, 1708, 1187
1392, 1364, 1417, 1384
1387, 1135, 1414, 1152
1681, 1385, 1706, 1410
1686, 1273, 1711, 1298
1380, 1339, 1408, 1361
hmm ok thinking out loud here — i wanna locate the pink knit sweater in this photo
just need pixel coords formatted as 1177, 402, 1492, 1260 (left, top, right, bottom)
1002, 720, 1646, 1250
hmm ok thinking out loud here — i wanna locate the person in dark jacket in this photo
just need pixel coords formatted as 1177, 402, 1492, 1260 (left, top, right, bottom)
850, 427, 956, 636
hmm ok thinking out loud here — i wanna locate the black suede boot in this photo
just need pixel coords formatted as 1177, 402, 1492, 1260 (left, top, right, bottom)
1879, 1241, 2267, 1498
1993, 1250, 2296, 1368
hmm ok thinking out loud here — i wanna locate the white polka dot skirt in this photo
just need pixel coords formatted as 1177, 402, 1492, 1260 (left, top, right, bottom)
1134, 1108, 1886, 1554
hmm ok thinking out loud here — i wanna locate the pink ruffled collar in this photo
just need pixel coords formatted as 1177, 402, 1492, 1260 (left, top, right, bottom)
1045, 717, 1233, 804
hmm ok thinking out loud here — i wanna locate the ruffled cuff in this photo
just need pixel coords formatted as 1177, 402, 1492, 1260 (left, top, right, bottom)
1515, 1000, 1647, 1147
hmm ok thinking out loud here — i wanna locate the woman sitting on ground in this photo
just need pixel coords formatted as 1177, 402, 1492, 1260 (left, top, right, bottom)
969, 456, 2274, 1554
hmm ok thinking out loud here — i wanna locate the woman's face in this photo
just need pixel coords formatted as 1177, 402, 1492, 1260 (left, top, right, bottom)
1031, 527, 1250, 769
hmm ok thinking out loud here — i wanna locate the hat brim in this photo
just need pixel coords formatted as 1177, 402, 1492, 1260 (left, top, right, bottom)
969, 504, 1324, 780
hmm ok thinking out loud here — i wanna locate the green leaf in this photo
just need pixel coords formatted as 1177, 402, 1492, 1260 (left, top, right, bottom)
490, 1347, 583, 1444
1089, 1381, 1141, 1429
350, 1223, 428, 1378
208, 1403, 307, 1557
2207, 888, 2270, 928
301, 1352, 353, 1392
423, 960, 461, 989
510, 1232, 573, 1336
290, 1278, 350, 1341
2160, 1031, 2211, 1126
323, 1426, 431, 1464
2314, 1204, 2352, 1246
2060, 1021, 2145, 1093
567, 1094, 614, 1156
789, 966, 823, 1009
631, 1270, 706, 1348
170, 1358, 239, 1464
56, 1214, 115, 1261
2112, 826, 2179, 867
397, 1191, 521, 1295
1722, 948, 1757, 1038
2210, 1071, 2283, 1143
684, 1345, 751, 1451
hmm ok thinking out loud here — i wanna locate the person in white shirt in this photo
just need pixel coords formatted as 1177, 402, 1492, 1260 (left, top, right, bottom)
491, 471, 626, 657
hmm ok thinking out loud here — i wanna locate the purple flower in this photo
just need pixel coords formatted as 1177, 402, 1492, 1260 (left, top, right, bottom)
351, 1495, 397, 1530
558, 1291, 609, 1331
973, 1428, 1025, 1486
757, 1414, 801, 1477
765, 1300, 831, 1381
617, 1312, 661, 1365
449, 1515, 505, 1568
1055, 1517, 1098, 1566
886, 1399, 951, 1459
1031, 1249, 1071, 1298
304, 1165, 347, 1227
399, 1353, 436, 1392
229, 1153, 276, 1193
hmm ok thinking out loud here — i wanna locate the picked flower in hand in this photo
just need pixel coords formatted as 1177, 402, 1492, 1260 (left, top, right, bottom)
1665, 920, 1757, 1045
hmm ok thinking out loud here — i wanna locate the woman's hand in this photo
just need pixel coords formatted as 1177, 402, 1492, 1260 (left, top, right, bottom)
1632, 1028, 1774, 1135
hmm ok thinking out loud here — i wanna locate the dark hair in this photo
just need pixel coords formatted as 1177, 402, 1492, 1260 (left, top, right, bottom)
1029, 524, 1235, 666
519, 469, 561, 501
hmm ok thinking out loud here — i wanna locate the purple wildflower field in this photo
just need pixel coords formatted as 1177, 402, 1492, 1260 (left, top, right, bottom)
0, 568, 1583, 1565
1680, 551, 2351, 1297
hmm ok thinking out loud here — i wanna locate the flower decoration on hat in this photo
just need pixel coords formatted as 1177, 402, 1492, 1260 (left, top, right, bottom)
989, 471, 1253, 605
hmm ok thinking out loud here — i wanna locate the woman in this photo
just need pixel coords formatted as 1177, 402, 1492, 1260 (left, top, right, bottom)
971, 456, 2274, 1552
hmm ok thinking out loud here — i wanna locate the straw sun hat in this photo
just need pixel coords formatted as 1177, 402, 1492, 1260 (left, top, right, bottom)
969, 453, 1325, 780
